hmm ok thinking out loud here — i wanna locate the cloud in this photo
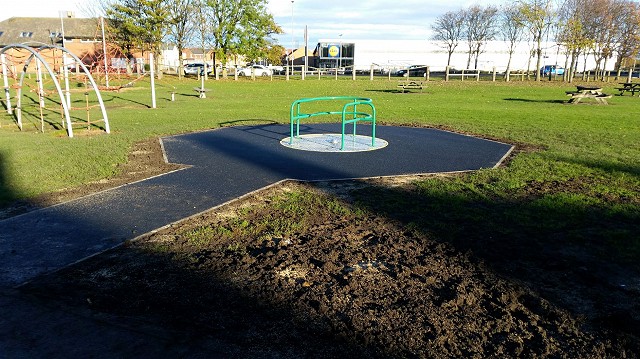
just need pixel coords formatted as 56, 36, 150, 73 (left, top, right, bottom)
268, 0, 507, 44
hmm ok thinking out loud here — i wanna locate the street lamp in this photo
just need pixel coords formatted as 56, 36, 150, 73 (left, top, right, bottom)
338, 34, 343, 69
290, 1, 294, 72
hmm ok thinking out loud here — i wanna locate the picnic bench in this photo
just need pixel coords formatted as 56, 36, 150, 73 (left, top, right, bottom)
397, 80, 425, 93
289, 96, 376, 150
615, 82, 640, 96
566, 85, 611, 105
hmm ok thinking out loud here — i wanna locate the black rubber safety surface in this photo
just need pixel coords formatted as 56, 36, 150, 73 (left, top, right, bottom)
0, 124, 513, 288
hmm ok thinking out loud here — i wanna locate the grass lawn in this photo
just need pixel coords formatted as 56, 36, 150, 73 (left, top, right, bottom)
1, 75, 638, 211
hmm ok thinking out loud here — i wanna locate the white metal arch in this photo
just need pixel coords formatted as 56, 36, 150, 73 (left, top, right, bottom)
0, 43, 110, 137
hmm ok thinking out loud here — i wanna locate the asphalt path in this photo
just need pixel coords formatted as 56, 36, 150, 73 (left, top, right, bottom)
0, 123, 513, 356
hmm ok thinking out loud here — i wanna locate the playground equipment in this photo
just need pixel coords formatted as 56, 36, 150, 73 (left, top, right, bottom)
286, 96, 385, 152
0, 42, 110, 137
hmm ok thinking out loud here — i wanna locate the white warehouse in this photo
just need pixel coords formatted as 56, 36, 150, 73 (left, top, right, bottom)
310, 39, 613, 73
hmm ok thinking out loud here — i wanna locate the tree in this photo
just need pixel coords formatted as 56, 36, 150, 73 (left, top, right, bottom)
614, 1, 640, 70
106, 0, 170, 77
462, 5, 498, 69
500, 3, 525, 78
104, 7, 139, 74
431, 10, 465, 67
167, 0, 197, 78
558, 0, 593, 82
193, 0, 213, 78
582, 0, 625, 80
517, 0, 555, 81
264, 44, 285, 66
206, 0, 281, 75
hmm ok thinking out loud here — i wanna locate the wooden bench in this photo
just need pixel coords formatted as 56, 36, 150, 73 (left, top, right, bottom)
289, 96, 376, 150
397, 80, 425, 93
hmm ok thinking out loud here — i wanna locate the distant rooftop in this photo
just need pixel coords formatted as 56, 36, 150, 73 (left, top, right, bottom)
0, 17, 101, 46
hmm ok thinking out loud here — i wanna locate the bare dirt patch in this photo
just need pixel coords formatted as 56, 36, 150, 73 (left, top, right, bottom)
21, 181, 640, 357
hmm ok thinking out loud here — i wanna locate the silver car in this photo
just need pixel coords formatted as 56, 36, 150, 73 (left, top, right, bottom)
184, 63, 211, 76
238, 64, 272, 77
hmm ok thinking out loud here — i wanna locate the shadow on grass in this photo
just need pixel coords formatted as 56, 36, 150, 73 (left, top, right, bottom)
107, 94, 152, 108
549, 153, 640, 177
365, 89, 427, 94
504, 98, 567, 104
0, 151, 16, 208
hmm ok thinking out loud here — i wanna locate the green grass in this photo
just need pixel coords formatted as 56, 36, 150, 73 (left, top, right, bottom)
1, 76, 638, 211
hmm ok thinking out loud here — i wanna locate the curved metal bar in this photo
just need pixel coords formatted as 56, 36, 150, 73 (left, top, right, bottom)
48, 45, 110, 133
0, 43, 111, 135
0, 44, 73, 137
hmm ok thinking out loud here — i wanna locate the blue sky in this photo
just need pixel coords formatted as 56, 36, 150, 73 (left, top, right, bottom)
1, 0, 506, 46
268, 0, 504, 46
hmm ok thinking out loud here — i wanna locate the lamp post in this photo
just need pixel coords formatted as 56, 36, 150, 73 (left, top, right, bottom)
338, 33, 343, 69
290, 1, 295, 74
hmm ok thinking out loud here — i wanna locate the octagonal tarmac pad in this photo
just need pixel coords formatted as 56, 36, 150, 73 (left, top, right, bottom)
162, 123, 514, 181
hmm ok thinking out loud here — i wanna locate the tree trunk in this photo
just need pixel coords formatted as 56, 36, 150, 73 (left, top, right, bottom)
155, 51, 162, 80
504, 52, 513, 80
535, 38, 542, 81
526, 48, 533, 80
177, 47, 184, 79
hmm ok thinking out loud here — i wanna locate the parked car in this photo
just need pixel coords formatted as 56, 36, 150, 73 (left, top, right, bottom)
184, 63, 212, 76
396, 65, 427, 77
238, 64, 273, 77
269, 65, 285, 74
540, 65, 565, 76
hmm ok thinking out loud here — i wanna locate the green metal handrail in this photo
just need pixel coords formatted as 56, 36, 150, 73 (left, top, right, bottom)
289, 96, 376, 150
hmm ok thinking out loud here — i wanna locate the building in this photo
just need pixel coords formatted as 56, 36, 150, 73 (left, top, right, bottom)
0, 15, 104, 59
308, 39, 614, 74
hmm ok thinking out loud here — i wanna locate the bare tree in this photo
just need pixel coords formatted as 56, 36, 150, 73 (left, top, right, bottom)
558, 0, 592, 82
582, 0, 625, 80
500, 3, 525, 78
167, 0, 197, 79
431, 10, 465, 67
462, 5, 498, 70
613, 0, 640, 71
517, 0, 555, 81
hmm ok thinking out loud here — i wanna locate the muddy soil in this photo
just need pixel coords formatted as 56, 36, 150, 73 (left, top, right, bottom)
11, 137, 640, 358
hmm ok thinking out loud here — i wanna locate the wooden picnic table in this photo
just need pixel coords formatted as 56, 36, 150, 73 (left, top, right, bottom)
615, 82, 640, 96
397, 80, 425, 93
566, 86, 611, 105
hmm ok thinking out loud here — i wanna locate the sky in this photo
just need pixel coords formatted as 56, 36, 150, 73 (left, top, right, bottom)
1, 0, 506, 46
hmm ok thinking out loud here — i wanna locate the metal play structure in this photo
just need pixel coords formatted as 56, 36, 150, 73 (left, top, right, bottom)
284, 96, 385, 152
0, 43, 110, 137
